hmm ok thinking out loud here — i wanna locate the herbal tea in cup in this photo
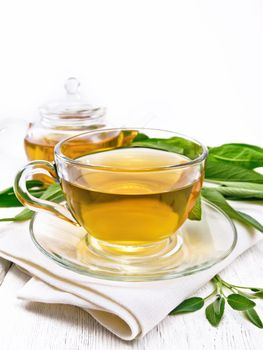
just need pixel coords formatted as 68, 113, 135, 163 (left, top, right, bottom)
15, 128, 207, 258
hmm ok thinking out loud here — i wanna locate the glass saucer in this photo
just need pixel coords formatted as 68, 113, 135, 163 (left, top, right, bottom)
30, 200, 237, 282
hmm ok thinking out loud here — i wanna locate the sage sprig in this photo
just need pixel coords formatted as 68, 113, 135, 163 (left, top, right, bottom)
170, 275, 263, 329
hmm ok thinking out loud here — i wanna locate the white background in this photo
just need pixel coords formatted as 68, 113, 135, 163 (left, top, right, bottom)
0, 0, 262, 146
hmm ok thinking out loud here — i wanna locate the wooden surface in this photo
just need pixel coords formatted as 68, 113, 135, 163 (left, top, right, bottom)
0, 240, 263, 350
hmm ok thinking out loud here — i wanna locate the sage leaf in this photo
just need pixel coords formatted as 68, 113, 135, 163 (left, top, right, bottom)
40, 183, 63, 200
215, 181, 263, 191
132, 136, 263, 182
0, 180, 45, 207
188, 195, 202, 221
132, 132, 149, 142
252, 291, 263, 298
0, 183, 64, 222
244, 308, 263, 328
215, 184, 263, 200
227, 294, 255, 311
201, 188, 263, 232
7, 208, 34, 222
132, 135, 203, 159
205, 159, 263, 184
235, 211, 263, 233
131, 136, 263, 182
205, 296, 225, 326
0, 185, 23, 207
169, 297, 204, 315
209, 143, 263, 169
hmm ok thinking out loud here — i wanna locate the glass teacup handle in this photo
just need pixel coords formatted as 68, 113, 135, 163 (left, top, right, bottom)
14, 160, 77, 225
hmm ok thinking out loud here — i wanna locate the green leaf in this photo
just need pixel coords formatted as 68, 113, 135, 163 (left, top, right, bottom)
40, 183, 63, 200
252, 291, 263, 298
169, 297, 204, 315
215, 184, 263, 200
209, 143, 263, 169
205, 159, 263, 184
132, 132, 149, 142
215, 181, 263, 191
201, 188, 263, 232
0, 190, 23, 207
132, 135, 203, 159
244, 308, 263, 328
131, 136, 263, 183
235, 211, 263, 233
0, 180, 45, 207
227, 294, 256, 311
0, 183, 64, 222
26, 180, 44, 188
188, 195, 202, 220
205, 296, 225, 326
9, 208, 34, 222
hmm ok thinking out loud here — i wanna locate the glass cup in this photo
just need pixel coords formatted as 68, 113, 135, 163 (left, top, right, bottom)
14, 128, 207, 260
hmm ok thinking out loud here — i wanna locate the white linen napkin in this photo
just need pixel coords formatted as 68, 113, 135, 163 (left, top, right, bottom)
0, 202, 262, 340
0, 257, 11, 284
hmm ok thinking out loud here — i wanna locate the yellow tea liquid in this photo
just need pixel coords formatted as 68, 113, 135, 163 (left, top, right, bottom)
61, 148, 201, 245
24, 130, 135, 162
24, 137, 56, 162
24, 130, 135, 184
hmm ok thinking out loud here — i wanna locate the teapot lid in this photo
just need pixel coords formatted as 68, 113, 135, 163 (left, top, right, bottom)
39, 77, 106, 120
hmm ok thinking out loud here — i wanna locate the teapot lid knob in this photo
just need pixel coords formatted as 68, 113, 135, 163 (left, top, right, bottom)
64, 77, 80, 96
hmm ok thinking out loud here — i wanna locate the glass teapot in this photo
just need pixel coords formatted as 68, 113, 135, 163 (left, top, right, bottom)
24, 77, 107, 162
